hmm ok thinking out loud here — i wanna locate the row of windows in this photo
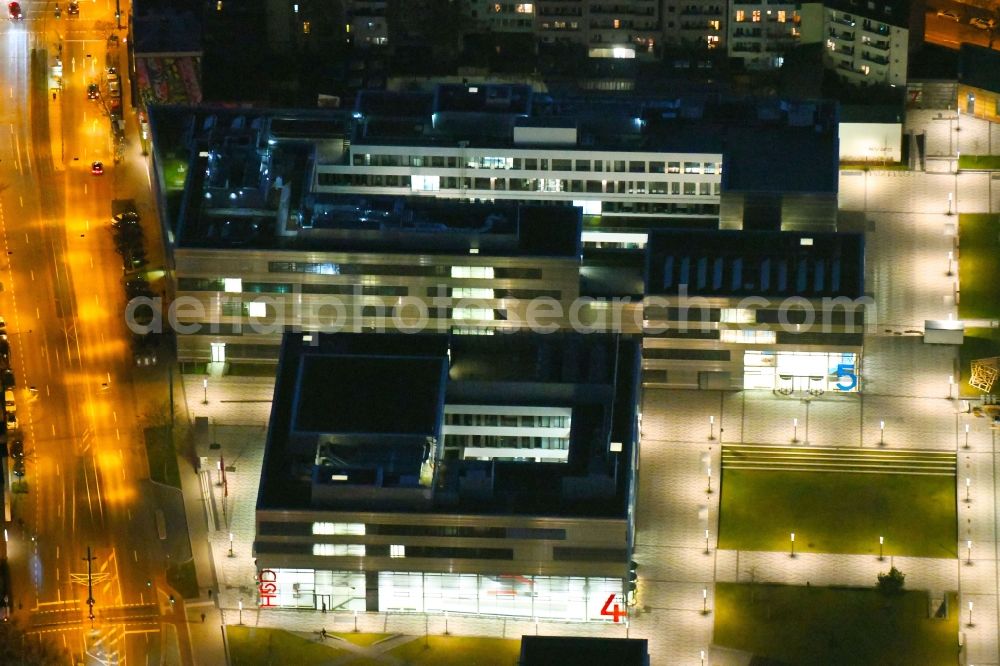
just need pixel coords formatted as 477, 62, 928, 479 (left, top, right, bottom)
349, 154, 720, 175
266, 262, 543, 280
444, 434, 570, 451
261, 522, 569, 540
189, 308, 508, 334
258, 541, 515, 560
179, 280, 562, 301
321, 173, 720, 195
444, 413, 571, 428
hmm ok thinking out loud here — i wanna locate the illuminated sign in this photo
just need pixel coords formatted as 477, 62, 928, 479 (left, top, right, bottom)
258, 569, 278, 607
599, 593, 627, 622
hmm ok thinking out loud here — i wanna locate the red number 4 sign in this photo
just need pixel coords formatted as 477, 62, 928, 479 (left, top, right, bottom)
600, 593, 627, 622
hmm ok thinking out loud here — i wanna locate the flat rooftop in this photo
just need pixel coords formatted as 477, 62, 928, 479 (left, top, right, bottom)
646, 230, 865, 299
258, 331, 641, 519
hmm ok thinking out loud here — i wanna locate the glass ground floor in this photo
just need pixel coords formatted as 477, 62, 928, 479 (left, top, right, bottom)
743, 351, 860, 393
258, 568, 625, 622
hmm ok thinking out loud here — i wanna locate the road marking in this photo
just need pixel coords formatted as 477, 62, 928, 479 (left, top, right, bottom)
84, 183, 88, 195
112, 411, 116, 424
95, 294, 99, 307
56, 463, 60, 476
45, 384, 50, 397
35, 306, 39, 319
18, 196, 22, 207
133, 550, 138, 562
126, 508, 131, 521
56, 545, 59, 559
89, 256, 93, 269
51, 424, 55, 436
115, 428, 120, 440
29, 269, 33, 281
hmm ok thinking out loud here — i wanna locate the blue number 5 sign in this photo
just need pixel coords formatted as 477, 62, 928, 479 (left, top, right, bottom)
835, 364, 857, 391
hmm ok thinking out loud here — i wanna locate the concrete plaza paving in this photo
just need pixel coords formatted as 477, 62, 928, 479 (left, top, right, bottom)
172, 111, 1000, 664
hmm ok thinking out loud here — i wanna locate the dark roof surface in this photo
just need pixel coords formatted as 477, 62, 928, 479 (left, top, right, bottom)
520, 636, 649, 666
959, 44, 1000, 93
294, 355, 445, 435
646, 230, 865, 298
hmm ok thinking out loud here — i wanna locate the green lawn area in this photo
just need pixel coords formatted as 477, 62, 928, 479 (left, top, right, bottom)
228, 627, 346, 666
377, 636, 521, 666
332, 633, 393, 647
958, 213, 1000, 320
143, 426, 181, 488
162, 158, 189, 191
959, 154, 1000, 170
715, 583, 958, 666
719, 470, 956, 557
166, 559, 199, 599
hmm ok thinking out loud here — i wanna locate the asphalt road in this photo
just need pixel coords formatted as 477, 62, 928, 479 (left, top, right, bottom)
0, 3, 189, 664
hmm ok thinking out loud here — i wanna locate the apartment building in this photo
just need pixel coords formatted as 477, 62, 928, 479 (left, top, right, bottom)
253, 331, 641, 620
345, 0, 388, 47
669, 1, 726, 50
810, 0, 910, 86
728, 0, 802, 69
642, 229, 867, 390
530, 0, 662, 58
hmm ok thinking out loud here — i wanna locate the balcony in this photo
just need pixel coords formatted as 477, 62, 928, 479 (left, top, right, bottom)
862, 21, 890, 36
861, 52, 889, 65
831, 16, 856, 27
828, 28, 855, 42
863, 38, 890, 51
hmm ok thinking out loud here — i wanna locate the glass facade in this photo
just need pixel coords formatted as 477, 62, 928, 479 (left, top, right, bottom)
743, 351, 860, 392
261, 568, 623, 621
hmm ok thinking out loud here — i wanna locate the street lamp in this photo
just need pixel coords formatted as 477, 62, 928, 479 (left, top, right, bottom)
702, 587, 709, 615
948, 375, 955, 400
879, 420, 885, 447
964, 423, 970, 450
789, 532, 796, 558
792, 418, 799, 443
947, 251, 954, 276
708, 415, 715, 440
706, 466, 713, 495
700, 650, 706, 666
704, 529, 710, 555
947, 192, 954, 215
966, 539, 973, 565
878, 536, 884, 561
238, 599, 244, 625
202, 378, 208, 405
228, 532, 235, 557
965, 477, 971, 503
967, 600, 974, 627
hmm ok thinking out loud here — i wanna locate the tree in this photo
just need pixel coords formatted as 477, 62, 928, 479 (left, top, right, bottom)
876, 566, 905, 596
0, 618, 66, 665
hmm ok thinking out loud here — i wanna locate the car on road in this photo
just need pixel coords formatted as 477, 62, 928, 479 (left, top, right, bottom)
132, 335, 158, 367
67, 0, 79, 16
87, 83, 99, 100
1, 369, 14, 390
936, 9, 961, 21
970, 17, 995, 29
0, 337, 9, 365
91, 161, 104, 175
9, 434, 23, 460
0, 317, 6, 330
7, 2, 22, 21
6, 410, 18, 432
4, 390, 14, 411
12, 456, 24, 477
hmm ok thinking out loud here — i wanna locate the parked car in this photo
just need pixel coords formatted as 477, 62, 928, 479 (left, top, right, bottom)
9, 434, 23, 460
91, 161, 104, 176
87, 83, 99, 100
7, 2, 23, 21
132, 335, 158, 367
970, 17, 995, 29
937, 9, 961, 21
67, 0, 79, 16
12, 456, 24, 477
1, 369, 14, 390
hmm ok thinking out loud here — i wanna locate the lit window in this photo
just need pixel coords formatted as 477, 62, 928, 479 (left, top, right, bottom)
494, 3, 502, 12
516, 3, 534, 13
454, 307, 495, 321
390, 545, 406, 558
451, 266, 495, 279
245, 301, 266, 318
312, 544, 365, 557
223, 278, 242, 293
752, 10, 761, 22
411, 175, 440, 191
303, 21, 310, 34
216, 1, 222, 10
777, 10, 787, 22
721, 330, 777, 344
709, 20, 720, 30
735, 10, 745, 21
312, 522, 366, 535
721, 308, 755, 324
613, 19, 621, 29
452, 288, 495, 299
345, 23, 350, 33
707, 35, 719, 48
